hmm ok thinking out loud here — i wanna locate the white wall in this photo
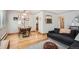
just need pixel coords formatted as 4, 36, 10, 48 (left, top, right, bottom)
34, 11, 58, 33
29, 15, 36, 31
38, 11, 79, 33
7, 10, 79, 34
7, 11, 47, 33
7, 11, 19, 33
57, 11, 79, 28
7, 10, 59, 34
34, 11, 44, 33
43, 12, 58, 33
7, 11, 36, 33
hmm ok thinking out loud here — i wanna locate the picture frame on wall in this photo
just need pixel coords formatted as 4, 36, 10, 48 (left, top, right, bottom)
13, 17, 18, 21
46, 15, 52, 24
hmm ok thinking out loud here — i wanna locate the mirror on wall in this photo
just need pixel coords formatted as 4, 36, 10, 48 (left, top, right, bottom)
45, 15, 52, 24
72, 15, 79, 26
74, 16, 79, 23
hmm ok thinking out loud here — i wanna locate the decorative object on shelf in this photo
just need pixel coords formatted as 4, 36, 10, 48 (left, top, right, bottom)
46, 15, 52, 24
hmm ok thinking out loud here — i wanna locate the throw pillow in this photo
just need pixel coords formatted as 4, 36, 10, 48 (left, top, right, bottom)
54, 28, 60, 33
59, 28, 71, 33
75, 33, 79, 41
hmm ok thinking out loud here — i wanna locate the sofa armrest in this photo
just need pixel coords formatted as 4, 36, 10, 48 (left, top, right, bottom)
48, 28, 60, 34
59, 30, 79, 39
48, 31, 55, 33
70, 30, 79, 39
60, 33, 70, 36
59, 33, 74, 39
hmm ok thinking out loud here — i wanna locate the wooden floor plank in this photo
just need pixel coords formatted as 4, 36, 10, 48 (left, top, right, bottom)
6, 32, 48, 49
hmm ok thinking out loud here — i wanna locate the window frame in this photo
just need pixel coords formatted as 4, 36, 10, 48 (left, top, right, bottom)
0, 10, 4, 29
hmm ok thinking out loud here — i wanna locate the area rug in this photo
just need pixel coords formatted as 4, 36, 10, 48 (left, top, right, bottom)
25, 38, 69, 49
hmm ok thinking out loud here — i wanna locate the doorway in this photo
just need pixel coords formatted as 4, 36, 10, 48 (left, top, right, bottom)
36, 16, 39, 32
60, 16, 64, 28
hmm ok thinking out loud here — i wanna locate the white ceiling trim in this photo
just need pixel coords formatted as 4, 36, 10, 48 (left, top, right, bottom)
43, 10, 76, 15
7, 10, 78, 15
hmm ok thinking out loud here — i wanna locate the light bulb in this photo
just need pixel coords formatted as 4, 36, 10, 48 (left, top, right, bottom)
21, 16, 24, 19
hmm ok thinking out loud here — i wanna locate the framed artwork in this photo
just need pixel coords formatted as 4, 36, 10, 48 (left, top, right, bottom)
13, 17, 18, 21
46, 15, 52, 24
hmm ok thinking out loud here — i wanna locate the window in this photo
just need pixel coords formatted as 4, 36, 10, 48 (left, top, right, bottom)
0, 11, 2, 28
0, 10, 5, 29
0, 14, 1, 27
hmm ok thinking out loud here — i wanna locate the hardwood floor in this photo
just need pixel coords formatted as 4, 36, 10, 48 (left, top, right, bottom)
6, 32, 48, 49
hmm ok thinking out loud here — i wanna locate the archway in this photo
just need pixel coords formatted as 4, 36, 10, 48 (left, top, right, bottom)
36, 16, 39, 32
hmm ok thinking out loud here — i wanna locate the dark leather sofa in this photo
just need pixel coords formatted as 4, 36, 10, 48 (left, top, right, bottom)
47, 28, 79, 46
68, 41, 79, 49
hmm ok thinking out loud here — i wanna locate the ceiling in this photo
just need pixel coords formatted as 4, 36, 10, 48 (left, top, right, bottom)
31, 10, 74, 14
7, 10, 41, 15
49, 10, 70, 13
44, 10, 74, 14
30, 10, 74, 14
8, 10, 75, 15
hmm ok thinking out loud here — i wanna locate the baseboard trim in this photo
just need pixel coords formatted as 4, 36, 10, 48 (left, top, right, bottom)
38, 32, 47, 35
31, 31, 36, 32
8, 31, 36, 35
8, 31, 47, 35
8, 32, 19, 35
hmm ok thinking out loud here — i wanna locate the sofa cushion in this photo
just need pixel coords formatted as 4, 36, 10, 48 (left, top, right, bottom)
54, 28, 60, 33
48, 33, 74, 45
47, 28, 79, 46
59, 28, 71, 33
